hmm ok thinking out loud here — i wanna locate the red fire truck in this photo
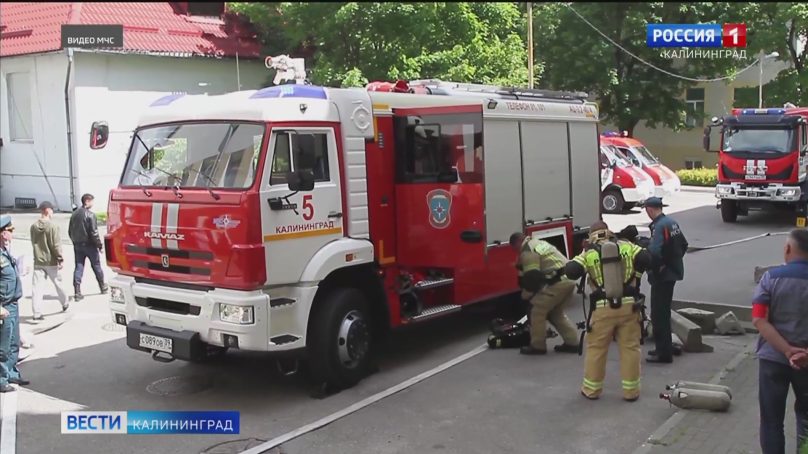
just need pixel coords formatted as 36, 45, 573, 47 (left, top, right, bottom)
703, 107, 808, 225
103, 79, 602, 389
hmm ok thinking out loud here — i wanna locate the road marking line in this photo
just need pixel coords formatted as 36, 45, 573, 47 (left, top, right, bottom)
0, 389, 18, 454
239, 344, 489, 454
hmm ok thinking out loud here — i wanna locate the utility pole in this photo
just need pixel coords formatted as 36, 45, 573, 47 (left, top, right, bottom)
527, 2, 534, 89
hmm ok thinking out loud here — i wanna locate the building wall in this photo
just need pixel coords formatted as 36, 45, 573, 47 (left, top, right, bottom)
0, 52, 73, 210
72, 52, 268, 212
0, 51, 268, 212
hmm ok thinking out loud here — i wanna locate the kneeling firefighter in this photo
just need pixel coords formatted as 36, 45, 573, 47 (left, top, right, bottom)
564, 221, 651, 401
509, 232, 580, 355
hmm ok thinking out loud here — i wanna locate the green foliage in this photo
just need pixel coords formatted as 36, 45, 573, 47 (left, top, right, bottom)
740, 2, 808, 107
676, 167, 717, 187
800, 438, 808, 454
533, 3, 747, 135
96, 212, 107, 225
229, 2, 528, 87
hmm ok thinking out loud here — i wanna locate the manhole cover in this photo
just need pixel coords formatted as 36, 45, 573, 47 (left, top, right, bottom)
101, 322, 126, 332
202, 438, 270, 454
146, 375, 214, 397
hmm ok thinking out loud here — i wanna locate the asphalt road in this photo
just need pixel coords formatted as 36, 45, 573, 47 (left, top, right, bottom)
1, 188, 796, 454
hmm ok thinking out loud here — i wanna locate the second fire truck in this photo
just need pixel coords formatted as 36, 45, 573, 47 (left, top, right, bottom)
704, 106, 808, 225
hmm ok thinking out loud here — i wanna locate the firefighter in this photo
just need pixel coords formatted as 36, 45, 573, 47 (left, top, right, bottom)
509, 232, 580, 355
564, 221, 651, 401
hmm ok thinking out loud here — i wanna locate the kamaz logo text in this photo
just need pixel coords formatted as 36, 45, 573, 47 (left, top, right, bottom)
144, 232, 185, 241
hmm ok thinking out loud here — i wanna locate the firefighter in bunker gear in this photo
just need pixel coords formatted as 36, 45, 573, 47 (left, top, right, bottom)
510, 232, 580, 355
564, 222, 651, 401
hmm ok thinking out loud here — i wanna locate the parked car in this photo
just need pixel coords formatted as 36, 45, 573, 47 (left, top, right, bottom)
601, 132, 681, 198
599, 144, 655, 213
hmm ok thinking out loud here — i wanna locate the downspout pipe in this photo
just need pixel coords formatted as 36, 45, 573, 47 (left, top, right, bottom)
64, 48, 77, 210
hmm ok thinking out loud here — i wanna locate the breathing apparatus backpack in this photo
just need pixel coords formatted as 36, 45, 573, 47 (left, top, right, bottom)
577, 232, 645, 355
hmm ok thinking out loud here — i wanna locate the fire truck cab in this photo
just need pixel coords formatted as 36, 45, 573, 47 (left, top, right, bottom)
105, 79, 601, 389
704, 107, 808, 225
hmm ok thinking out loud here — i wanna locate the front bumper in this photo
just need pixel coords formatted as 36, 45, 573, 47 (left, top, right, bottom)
109, 275, 318, 356
715, 183, 802, 202
622, 185, 654, 203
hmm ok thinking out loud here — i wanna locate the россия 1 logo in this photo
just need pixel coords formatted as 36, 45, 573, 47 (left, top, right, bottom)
647, 23, 746, 48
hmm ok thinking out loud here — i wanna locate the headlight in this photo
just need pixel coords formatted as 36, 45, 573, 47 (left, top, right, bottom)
219, 304, 254, 324
779, 188, 797, 197
717, 186, 733, 195
110, 287, 125, 304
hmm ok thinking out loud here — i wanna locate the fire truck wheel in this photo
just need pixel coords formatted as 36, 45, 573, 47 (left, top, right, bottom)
308, 288, 372, 389
602, 190, 625, 214
720, 200, 738, 223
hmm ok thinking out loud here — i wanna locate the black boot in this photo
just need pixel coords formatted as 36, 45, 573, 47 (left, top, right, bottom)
100, 283, 109, 294
74, 285, 84, 302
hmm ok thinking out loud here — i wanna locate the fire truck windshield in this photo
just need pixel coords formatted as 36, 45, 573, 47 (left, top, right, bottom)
633, 146, 660, 165
121, 122, 265, 189
722, 127, 794, 156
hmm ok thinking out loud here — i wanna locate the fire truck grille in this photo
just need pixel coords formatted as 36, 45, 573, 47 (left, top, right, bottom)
135, 297, 201, 316
127, 245, 212, 276
722, 164, 793, 181
131, 260, 210, 276
126, 245, 213, 260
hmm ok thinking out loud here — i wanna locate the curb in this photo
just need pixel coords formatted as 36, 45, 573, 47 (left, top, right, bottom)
630, 340, 757, 454
680, 186, 715, 193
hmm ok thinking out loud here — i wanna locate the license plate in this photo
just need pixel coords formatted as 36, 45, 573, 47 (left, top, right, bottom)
139, 333, 173, 353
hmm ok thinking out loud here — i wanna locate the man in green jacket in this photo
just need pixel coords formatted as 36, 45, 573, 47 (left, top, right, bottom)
30, 202, 69, 320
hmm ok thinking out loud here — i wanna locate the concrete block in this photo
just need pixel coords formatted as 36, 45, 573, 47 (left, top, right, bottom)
671, 310, 704, 353
716, 311, 746, 335
672, 333, 683, 349
676, 308, 716, 334
754, 265, 778, 284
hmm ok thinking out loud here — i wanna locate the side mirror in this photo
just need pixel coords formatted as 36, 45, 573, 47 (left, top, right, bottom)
287, 170, 315, 192
702, 127, 711, 152
90, 121, 109, 150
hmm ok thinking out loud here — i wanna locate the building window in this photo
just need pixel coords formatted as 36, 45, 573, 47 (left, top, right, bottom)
685, 88, 705, 129
684, 159, 703, 170
269, 131, 330, 186
733, 87, 758, 108
6, 72, 33, 141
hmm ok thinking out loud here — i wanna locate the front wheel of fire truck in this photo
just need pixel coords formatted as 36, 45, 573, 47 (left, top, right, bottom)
307, 288, 373, 390
720, 199, 738, 223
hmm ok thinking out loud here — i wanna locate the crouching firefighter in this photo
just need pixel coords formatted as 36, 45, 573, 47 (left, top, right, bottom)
564, 221, 651, 401
510, 232, 580, 355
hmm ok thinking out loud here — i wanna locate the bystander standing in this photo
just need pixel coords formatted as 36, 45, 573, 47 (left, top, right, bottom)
752, 229, 808, 454
30, 201, 69, 319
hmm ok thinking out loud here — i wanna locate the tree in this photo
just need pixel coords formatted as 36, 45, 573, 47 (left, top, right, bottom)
532, 2, 749, 135
229, 2, 529, 88
741, 2, 808, 106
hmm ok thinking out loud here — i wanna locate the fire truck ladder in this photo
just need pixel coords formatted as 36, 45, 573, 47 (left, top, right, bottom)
408, 79, 590, 103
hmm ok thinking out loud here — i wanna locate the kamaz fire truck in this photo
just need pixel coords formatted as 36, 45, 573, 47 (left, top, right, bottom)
704, 106, 808, 225
104, 77, 602, 389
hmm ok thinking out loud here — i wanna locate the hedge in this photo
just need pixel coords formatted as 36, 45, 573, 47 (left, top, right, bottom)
675, 167, 718, 187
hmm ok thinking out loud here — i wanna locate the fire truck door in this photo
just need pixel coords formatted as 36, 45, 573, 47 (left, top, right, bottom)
259, 127, 344, 286
392, 107, 486, 269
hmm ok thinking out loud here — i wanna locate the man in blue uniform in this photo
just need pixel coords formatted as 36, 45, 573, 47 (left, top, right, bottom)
642, 197, 688, 364
0, 215, 29, 392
